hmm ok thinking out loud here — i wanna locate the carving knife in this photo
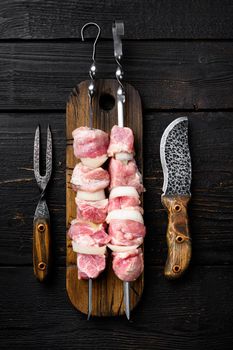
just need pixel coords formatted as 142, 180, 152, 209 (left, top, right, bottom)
160, 117, 192, 279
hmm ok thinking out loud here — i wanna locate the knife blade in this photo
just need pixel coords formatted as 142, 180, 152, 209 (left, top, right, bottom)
160, 117, 192, 279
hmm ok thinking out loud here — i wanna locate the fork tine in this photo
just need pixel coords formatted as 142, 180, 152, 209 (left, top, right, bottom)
33, 125, 52, 192
34, 125, 41, 185
46, 124, 52, 182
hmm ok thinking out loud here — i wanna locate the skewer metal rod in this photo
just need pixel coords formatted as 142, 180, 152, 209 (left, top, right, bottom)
87, 278, 93, 320
89, 93, 94, 129
113, 21, 131, 320
117, 85, 125, 127
123, 281, 130, 320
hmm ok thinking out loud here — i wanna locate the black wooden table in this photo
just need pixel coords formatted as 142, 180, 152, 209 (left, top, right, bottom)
0, 1, 233, 349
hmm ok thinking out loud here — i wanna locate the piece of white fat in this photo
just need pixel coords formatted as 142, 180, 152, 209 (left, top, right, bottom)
109, 186, 139, 199
107, 244, 140, 252
115, 152, 134, 161
106, 209, 144, 224
80, 154, 108, 168
72, 241, 106, 255
76, 190, 106, 201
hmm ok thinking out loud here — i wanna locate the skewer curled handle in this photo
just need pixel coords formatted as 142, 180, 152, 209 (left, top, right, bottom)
161, 195, 191, 279
33, 217, 51, 282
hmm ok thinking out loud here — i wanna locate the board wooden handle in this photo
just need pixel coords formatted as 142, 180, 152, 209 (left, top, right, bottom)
162, 195, 191, 279
33, 217, 51, 282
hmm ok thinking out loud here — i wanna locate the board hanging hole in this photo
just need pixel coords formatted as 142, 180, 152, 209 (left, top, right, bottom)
99, 93, 115, 111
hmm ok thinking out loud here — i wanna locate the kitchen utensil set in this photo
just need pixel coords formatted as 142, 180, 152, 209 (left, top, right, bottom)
32, 21, 192, 319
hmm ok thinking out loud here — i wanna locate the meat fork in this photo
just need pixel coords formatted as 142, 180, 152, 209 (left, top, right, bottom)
33, 125, 52, 282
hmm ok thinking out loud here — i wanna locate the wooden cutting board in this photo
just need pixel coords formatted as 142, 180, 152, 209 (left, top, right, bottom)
66, 79, 144, 317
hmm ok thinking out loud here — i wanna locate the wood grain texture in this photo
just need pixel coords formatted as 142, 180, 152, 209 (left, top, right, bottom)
0, 0, 232, 39
0, 41, 232, 109
0, 112, 232, 268
33, 217, 51, 281
66, 79, 143, 316
1, 266, 233, 350
161, 195, 191, 279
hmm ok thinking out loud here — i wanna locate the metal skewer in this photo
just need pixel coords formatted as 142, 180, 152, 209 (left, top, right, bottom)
81, 22, 101, 320
112, 20, 130, 320
123, 281, 130, 320
87, 278, 93, 320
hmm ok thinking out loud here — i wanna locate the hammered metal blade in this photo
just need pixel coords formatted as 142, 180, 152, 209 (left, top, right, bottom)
160, 117, 191, 196
46, 125, 52, 182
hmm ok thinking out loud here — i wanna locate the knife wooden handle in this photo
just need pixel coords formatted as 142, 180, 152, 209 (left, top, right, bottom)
162, 195, 191, 279
33, 217, 51, 282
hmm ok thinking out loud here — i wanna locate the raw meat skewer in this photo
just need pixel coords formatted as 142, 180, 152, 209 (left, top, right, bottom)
111, 21, 142, 320
69, 128, 110, 320
70, 22, 107, 320
81, 22, 100, 320
107, 126, 146, 319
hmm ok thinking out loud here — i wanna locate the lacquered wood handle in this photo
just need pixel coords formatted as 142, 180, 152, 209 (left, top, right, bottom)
162, 195, 191, 279
33, 217, 51, 282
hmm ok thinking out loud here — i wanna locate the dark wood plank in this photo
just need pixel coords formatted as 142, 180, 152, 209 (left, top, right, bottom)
0, 41, 233, 109
0, 266, 233, 350
0, 0, 233, 39
0, 111, 232, 267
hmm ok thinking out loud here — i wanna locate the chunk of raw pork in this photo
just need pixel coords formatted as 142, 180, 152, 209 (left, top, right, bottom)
107, 125, 134, 157
108, 219, 146, 246
109, 158, 144, 193
68, 220, 110, 246
72, 127, 109, 159
77, 254, 106, 280
108, 196, 141, 213
112, 248, 144, 281
75, 198, 108, 223
69, 220, 110, 280
71, 163, 109, 192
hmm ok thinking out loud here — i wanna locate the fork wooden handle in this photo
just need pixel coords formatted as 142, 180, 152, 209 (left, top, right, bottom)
162, 195, 191, 279
33, 217, 51, 282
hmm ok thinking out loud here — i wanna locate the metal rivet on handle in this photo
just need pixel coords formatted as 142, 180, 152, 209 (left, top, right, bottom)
176, 235, 185, 243
38, 262, 46, 271
172, 265, 181, 273
38, 223, 45, 233
174, 204, 181, 212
